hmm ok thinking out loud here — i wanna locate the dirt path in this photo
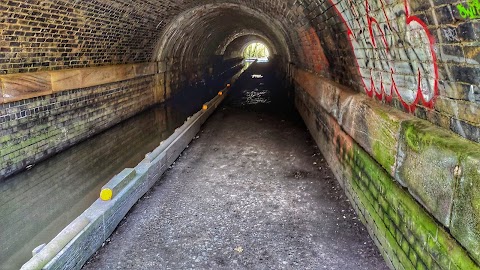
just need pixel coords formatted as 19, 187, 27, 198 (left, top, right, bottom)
83, 63, 387, 270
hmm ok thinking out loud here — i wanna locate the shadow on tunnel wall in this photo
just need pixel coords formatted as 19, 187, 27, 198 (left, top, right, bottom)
167, 57, 244, 117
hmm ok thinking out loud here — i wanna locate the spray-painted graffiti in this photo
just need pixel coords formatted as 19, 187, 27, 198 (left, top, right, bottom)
329, 0, 438, 111
442, 28, 460, 42
457, 0, 480, 19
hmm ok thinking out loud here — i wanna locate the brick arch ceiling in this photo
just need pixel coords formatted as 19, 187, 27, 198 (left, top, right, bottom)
216, 30, 277, 56
0, 0, 387, 93
0, 0, 324, 75
4, 0, 467, 116
153, 3, 293, 71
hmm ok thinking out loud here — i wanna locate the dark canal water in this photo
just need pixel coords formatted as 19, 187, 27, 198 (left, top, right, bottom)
0, 67, 237, 269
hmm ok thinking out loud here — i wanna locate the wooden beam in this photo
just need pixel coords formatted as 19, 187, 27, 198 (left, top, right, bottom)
1, 72, 52, 103
0, 62, 157, 104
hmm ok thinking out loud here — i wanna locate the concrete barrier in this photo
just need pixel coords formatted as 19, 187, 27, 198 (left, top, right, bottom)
100, 169, 137, 201
20, 70, 244, 270
20, 217, 90, 270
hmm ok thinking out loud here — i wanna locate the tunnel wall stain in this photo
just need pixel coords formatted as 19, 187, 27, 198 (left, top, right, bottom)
294, 68, 480, 269
0, 63, 157, 103
297, 26, 329, 75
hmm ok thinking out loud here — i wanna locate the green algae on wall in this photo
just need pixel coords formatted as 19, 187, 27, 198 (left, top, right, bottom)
396, 119, 480, 230
295, 86, 480, 270
347, 142, 478, 270
451, 152, 480, 265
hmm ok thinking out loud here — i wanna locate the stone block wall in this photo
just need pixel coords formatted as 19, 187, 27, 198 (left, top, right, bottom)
294, 68, 480, 269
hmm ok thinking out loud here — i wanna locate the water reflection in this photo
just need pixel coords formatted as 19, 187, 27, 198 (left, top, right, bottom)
0, 88, 209, 270
0, 57, 241, 269
242, 89, 271, 105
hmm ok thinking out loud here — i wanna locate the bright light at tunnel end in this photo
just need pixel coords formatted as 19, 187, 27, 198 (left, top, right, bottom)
243, 42, 270, 62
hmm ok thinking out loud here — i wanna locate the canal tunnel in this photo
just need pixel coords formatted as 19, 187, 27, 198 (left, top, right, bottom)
1, 0, 480, 269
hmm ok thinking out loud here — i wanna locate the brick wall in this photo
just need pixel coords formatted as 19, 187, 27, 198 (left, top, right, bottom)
1, 1, 480, 269
0, 76, 156, 179
0, 55, 242, 180
296, 88, 475, 269
0, 0, 165, 73
2, 0, 476, 140
287, 1, 480, 268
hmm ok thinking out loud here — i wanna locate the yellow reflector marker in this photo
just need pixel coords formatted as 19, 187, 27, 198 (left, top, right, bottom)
202, 104, 208, 110
100, 188, 113, 201
218, 91, 223, 96
226, 83, 231, 88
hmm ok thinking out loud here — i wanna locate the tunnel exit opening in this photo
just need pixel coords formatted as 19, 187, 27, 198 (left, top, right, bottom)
243, 42, 270, 62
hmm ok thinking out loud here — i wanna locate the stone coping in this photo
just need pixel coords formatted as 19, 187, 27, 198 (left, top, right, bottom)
293, 68, 480, 265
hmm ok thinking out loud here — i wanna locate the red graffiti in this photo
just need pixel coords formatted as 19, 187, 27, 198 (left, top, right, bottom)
329, 0, 438, 112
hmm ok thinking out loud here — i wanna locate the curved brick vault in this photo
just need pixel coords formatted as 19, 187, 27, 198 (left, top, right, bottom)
217, 31, 277, 57
1, 1, 480, 270
152, 3, 291, 75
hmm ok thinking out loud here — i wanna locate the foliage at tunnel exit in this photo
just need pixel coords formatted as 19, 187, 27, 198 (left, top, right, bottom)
243, 42, 270, 59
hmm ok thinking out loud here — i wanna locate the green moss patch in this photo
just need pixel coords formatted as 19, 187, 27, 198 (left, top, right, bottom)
396, 119, 480, 227
451, 153, 480, 265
